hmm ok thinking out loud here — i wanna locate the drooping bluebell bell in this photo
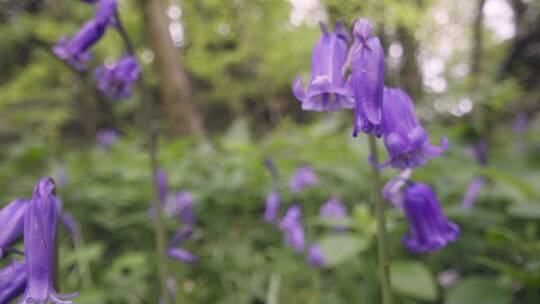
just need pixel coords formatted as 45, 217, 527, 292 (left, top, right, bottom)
288, 166, 317, 193
319, 196, 347, 231
170, 226, 194, 247
53, 0, 116, 71
21, 177, 78, 303
292, 21, 354, 112
382, 169, 412, 210
0, 260, 27, 303
156, 168, 168, 204
167, 191, 195, 223
348, 18, 385, 137
95, 55, 140, 100
380, 87, 448, 169
401, 183, 459, 253
96, 128, 118, 149
307, 243, 325, 267
461, 177, 485, 209
167, 247, 198, 264
0, 199, 29, 258
60, 211, 81, 242
279, 205, 305, 253
263, 191, 280, 223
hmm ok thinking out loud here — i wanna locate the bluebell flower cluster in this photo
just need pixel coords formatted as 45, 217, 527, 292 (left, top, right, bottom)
0, 178, 79, 303
54, 0, 140, 101
292, 18, 458, 253
262, 162, 352, 268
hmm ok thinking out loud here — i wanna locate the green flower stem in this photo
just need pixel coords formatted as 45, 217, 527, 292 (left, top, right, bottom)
149, 132, 171, 304
368, 135, 393, 304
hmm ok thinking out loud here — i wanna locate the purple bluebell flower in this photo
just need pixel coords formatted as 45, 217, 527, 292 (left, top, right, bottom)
349, 18, 385, 136
0, 260, 27, 303
461, 176, 485, 209
170, 226, 194, 246
95, 56, 140, 100
96, 128, 118, 149
402, 183, 459, 253
319, 196, 347, 231
471, 140, 488, 165
171, 191, 194, 223
279, 205, 305, 253
0, 199, 29, 258
53, 0, 116, 71
382, 169, 413, 210
288, 166, 317, 193
21, 177, 78, 303
167, 247, 198, 264
292, 21, 354, 112
380, 87, 448, 169
156, 169, 168, 204
307, 243, 325, 267
263, 191, 280, 223
60, 212, 81, 242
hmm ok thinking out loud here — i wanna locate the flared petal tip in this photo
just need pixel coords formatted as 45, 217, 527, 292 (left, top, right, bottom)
292, 76, 307, 103
423, 137, 449, 157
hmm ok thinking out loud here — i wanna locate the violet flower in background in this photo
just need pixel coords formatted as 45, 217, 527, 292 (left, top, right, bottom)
307, 243, 325, 267
292, 21, 354, 112
288, 166, 317, 193
279, 205, 305, 253
349, 18, 385, 137
380, 87, 448, 169
170, 226, 194, 247
461, 176, 485, 209
167, 247, 198, 264
0, 260, 27, 303
60, 211, 82, 242
382, 169, 413, 210
170, 191, 195, 223
95, 55, 140, 100
319, 196, 347, 231
263, 191, 280, 223
96, 128, 118, 149
21, 177, 78, 303
401, 182, 459, 253
156, 168, 168, 204
93, 0, 117, 27
0, 199, 29, 258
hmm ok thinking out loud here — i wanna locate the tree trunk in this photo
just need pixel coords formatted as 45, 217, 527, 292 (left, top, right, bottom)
140, 0, 204, 135
471, 0, 486, 82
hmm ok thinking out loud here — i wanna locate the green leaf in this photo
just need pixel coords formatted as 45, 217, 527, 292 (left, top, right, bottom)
507, 203, 540, 219
446, 277, 512, 304
318, 234, 368, 267
391, 260, 437, 301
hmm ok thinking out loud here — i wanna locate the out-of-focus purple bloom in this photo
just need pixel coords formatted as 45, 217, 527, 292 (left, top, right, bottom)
380, 87, 448, 169
167, 247, 198, 264
472, 140, 488, 165
60, 211, 81, 242
96, 128, 118, 149
263, 191, 280, 223
53, 0, 116, 71
461, 177, 485, 209
0, 199, 29, 258
170, 191, 194, 223
513, 113, 529, 134
170, 226, 194, 247
307, 243, 325, 267
402, 183, 459, 253
288, 166, 317, 193
95, 56, 140, 100
21, 177, 78, 303
349, 18, 384, 137
382, 169, 413, 210
156, 169, 168, 204
0, 260, 27, 303
279, 205, 305, 253
319, 197, 347, 231
292, 21, 354, 112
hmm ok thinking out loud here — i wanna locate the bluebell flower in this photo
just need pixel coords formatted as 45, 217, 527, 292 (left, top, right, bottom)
461, 177, 485, 209
96, 128, 118, 149
60, 211, 81, 242
263, 191, 280, 223
156, 169, 168, 204
0, 199, 29, 258
380, 87, 448, 169
167, 247, 198, 264
349, 18, 385, 137
288, 166, 317, 193
279, 205, 305, 253
21, 177, 78, 303
319, 196, 347, 231
0, 260, 26, 303
307, 243, 325, 267
402, 183, 459, 253
292, 21, 354, 112
95, 56, 140, 100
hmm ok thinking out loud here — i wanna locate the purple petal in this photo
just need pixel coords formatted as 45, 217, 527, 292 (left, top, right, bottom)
0, 199, 29, 258
167, 247, 198, 264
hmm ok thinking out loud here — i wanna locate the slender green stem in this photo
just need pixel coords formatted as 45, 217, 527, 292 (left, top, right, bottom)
266, 272, 281, 304
367, 135, 392, 304
149, 132, 171, 304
